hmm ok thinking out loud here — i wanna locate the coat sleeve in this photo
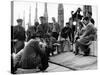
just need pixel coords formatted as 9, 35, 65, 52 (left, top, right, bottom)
81, 24, 93, 37
36, 25, 42, 37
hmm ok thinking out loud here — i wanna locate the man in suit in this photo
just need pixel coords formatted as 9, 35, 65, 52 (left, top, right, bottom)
36, 16, 49, 38
75, 17, 96, 56
52, 17, 60, 40
13, 19, 26, 53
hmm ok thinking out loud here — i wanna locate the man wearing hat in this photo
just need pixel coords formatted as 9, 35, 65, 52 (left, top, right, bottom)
12, 19, 26, 54
36, 16, 49, 38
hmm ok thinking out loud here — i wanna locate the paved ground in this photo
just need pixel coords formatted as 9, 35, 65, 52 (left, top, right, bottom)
49, 52, 97, 71
16, 52, 97, 74
15, 41, 97, 73
16, 62, 71, 74
46, 63, 71, 72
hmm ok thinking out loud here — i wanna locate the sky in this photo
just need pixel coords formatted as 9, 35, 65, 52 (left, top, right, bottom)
13, 1, 97, 30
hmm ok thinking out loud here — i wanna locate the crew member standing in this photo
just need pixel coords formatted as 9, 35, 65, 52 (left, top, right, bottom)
69, 18, 76, 43
52, 17, 60, 40
13, 19, 26, 53
36, 16, 49, 38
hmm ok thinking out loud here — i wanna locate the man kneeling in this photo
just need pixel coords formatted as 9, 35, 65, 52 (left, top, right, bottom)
12, 38, 49, 73
75, 17, 96, 56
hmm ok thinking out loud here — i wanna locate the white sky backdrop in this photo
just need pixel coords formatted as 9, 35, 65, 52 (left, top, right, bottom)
13, 1, 97, 30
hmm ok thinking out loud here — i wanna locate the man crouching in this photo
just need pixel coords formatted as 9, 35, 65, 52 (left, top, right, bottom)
12, 38, 49, 74
75, 17, 97, 56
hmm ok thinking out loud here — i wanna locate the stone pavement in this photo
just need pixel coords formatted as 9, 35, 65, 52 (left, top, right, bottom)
16, 62, 71, 74
46, 63, 71, 72
49, 52, 97, 71
15, 52, 97, 74
15, 41, 97, 73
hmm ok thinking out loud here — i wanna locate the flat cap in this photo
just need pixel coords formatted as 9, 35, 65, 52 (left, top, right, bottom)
17, 19, 23, 22
39, 16, 46, 19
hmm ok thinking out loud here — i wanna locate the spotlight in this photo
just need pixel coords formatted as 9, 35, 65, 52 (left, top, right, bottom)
73, 21, 76, 25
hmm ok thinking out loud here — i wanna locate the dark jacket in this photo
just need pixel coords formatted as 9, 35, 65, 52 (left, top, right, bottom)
61, 26, 71, 39
36, 23, 49, 38
13, 25, 26, 41
12, 25, 26, 53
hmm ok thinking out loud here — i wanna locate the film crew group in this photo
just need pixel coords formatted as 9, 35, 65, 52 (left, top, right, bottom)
11, 12, 97, 73
11, 16, 62, 73
68, 8, 97, 56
